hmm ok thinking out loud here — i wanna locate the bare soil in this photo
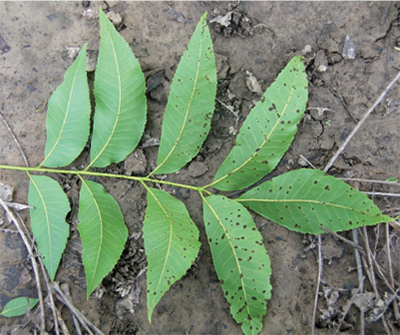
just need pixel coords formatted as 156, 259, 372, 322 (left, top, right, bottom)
1, 1, 400, 334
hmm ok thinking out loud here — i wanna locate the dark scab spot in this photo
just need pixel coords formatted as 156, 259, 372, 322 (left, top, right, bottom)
280, 121, 285, 124
243, 225, 247, 229
314, 180, 318, 184
296, 109, 300, 113
261, 96, 265, 103
209, 238, 212, 243
348, 220, 353, 225
325, 185, 330, 191
251, 296, 257, 300
262, 160, 268, 164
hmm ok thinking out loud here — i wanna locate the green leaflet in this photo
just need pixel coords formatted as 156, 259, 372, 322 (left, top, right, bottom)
88, 8, 146, 168
238, 169, 392, 235
212, 56, 308, 191
1, 297, 39, 317
78, 179, 128, 298
203, 195, 271, 335
153, 12, 217, 175
28, 175, 70, 281
41, 44, 90, 168
143, 187, 201, 322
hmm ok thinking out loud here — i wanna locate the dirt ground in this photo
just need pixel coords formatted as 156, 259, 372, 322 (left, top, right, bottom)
1, 1, 400, 334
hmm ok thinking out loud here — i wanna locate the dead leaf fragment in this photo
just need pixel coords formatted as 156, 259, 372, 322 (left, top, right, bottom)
82, 8, 99, 19
0, 181, 13, 201
366, 290, 399, 323
245, 70, 263, 94
210, 12, 233, 27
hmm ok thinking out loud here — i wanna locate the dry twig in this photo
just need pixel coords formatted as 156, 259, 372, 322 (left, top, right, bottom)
51, 282, 105, 335
352, 228, 365, 335
0, 108, 29, 167
311, 234, 322, 335
0, 198, 46, 331
323, 69, 400, 173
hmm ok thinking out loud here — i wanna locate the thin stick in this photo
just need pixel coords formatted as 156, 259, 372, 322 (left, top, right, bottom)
362, 226, 380, 299
299, 154, 317, 170
371, 254, 398, 292
0, 198, 45, 331
54, 285, 93, 335
72, 314, 82, 335
35, 252, 60, 335
14, 211, 60, 335
0, 110, 29, 167
54, 306, 71, 335
311, 234, 322, 335
352, 229, 365, 334
323, 69, 400, 173
363, 191, 400, 198
321, 226, 365, 255
386, 222, 400, 320
340, 177, 400, 187
386, 223, 394, 289
51, 282, 105, 335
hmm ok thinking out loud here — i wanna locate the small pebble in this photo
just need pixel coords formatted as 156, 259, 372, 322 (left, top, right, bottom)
318, 64, 327, 73
302, 45, 312, 55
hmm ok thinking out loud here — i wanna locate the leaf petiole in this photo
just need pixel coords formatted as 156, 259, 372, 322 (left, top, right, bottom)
0, 164, 211, 194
